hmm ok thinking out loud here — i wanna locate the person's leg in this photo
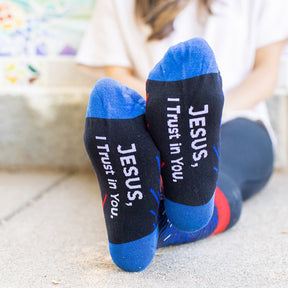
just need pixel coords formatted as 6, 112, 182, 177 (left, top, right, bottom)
157, 172, 242, 247
220, 118, 274, 201
84, 78, 161, 272
157, 117, 273, 247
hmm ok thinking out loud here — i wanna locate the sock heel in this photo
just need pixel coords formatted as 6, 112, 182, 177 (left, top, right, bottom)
164, 193, 215, 232
109, 229, 158, 272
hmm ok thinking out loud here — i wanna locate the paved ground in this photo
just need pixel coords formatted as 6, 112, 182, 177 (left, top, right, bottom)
1, 169, 287, 288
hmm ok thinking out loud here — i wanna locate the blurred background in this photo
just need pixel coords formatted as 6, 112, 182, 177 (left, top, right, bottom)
0, 0, 288, 172
0, 0, 97, 171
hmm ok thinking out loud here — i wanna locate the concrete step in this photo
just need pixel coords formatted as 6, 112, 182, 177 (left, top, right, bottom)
0, 58, 288, 170
1, 170, 287, 287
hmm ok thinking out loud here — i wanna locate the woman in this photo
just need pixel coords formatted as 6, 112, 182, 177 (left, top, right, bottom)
78, 0, 288, 272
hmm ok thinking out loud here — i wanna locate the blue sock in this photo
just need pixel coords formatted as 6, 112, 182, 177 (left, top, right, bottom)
84, 78, 161, 272
146, 38, 224, 232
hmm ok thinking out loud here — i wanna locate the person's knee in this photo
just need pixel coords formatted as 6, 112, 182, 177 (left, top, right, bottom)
241, 166, 274, 201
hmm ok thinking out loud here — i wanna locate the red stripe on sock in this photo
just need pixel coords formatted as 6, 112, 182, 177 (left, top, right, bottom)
160, 176, 164, 197
102, 194, 108, 208
212, 187, 231, 235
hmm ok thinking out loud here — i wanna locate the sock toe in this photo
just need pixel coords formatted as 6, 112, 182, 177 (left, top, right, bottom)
148, 38, 219, 82
86, 78, 146, 119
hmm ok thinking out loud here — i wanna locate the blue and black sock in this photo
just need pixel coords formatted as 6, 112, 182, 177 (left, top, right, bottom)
84, 78, 161, 272
146, 38, 224, 232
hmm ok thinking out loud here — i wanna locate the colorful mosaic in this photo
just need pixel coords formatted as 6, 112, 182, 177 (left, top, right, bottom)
0, 0, 96, 86
0, 0, 96, 57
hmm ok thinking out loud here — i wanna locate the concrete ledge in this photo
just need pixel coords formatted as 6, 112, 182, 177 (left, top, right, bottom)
1, 58, 288, 170
0, 91, 91, 170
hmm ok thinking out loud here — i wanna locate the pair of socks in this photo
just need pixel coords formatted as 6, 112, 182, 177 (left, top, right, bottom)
84, 38, 238, 272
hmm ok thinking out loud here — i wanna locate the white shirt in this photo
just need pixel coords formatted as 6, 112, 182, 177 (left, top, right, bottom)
77, 0, 288, 145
